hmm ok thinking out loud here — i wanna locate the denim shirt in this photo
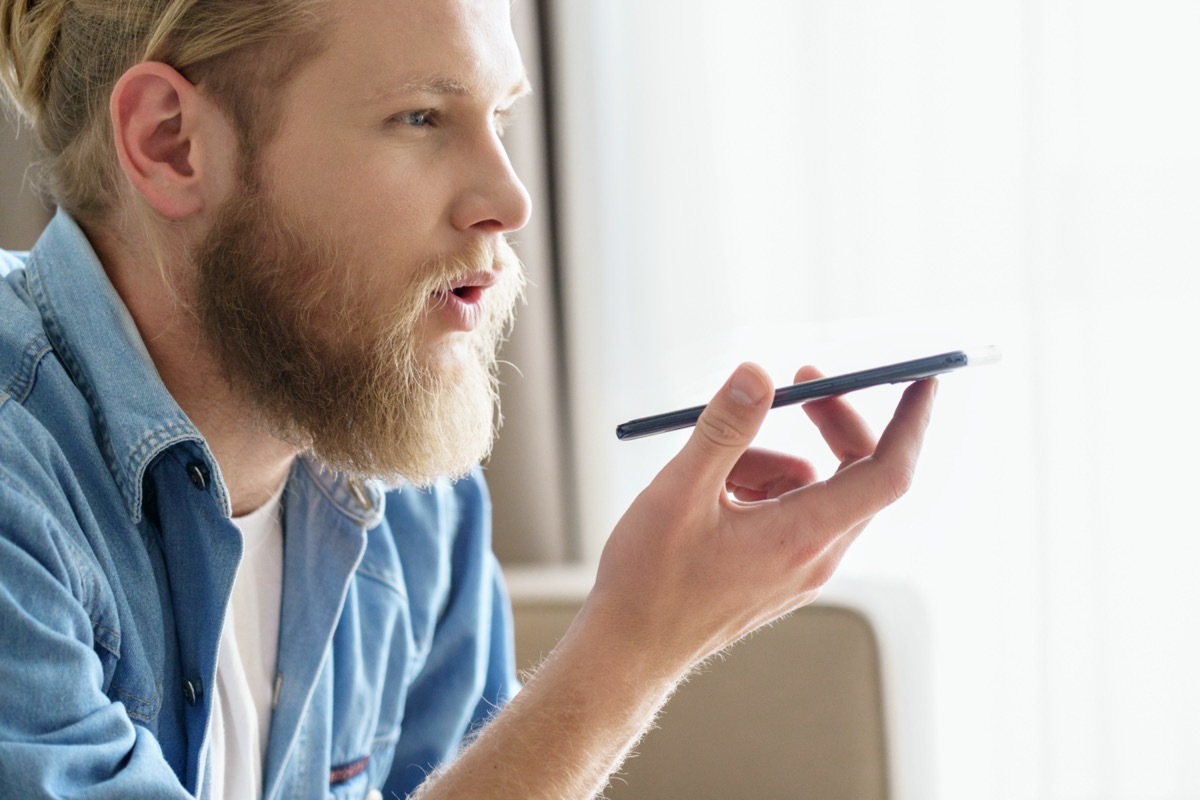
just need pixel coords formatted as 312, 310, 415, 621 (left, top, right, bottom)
0, 212, 519, 799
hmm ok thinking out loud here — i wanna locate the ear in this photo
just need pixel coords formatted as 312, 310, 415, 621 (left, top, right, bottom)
110, 62, 235, 220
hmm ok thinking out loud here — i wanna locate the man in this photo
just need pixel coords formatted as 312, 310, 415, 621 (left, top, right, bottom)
0, 0, 936, 797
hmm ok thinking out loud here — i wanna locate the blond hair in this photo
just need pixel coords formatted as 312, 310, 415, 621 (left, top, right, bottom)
0, 0, 328, 223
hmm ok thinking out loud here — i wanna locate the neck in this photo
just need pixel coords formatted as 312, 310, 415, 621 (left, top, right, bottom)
86, 221, 298, 517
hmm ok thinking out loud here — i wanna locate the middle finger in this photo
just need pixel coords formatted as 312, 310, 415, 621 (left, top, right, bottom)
794, 365, 877, 467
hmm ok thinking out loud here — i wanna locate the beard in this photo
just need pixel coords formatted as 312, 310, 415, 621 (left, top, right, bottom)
189, 170, 525, 487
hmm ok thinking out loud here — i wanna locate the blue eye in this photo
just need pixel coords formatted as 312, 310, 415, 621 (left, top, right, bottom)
392, 110, 434, 128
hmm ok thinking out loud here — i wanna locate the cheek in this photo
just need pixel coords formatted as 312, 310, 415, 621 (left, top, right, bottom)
286, 168, 441, 275
286, 136, 446, 227
262, 142, 450, 305
336, 226, 434, 325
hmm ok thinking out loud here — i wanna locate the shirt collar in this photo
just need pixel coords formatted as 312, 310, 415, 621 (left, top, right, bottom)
297, 458, 388, 529
25, 210, 225, 522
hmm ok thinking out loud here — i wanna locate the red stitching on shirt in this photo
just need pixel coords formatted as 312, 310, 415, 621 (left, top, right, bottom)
329, 755, 370, 785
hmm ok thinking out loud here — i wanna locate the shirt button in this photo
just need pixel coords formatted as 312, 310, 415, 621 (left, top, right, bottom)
183, 678, 202, 706
186, 462, 210, 491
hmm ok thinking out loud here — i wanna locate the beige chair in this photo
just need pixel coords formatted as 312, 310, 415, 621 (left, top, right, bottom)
505, 568, 934, 800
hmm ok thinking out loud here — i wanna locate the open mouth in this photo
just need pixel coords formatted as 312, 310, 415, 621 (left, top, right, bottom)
450, 285, 484, 303
442, 271, 497, 304
430, 270, 498, 332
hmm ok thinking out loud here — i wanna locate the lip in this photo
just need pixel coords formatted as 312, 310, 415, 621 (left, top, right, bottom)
432, 270, 498, 332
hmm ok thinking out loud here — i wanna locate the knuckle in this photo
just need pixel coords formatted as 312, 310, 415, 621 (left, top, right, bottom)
808, 558, 840, 589
694, 408, 747, 453
783, 539, 840, 591
880, 461, 915, 503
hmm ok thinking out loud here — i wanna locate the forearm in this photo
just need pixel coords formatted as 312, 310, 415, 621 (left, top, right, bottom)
412, 608, 683, 800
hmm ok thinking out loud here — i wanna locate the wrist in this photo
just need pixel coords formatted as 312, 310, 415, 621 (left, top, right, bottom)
550, 594, 695, 701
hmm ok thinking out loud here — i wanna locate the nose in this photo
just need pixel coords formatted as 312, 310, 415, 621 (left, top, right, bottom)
450, 130, 533, 235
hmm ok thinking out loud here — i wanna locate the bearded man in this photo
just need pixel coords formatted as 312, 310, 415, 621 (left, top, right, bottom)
0, 0, 937, 798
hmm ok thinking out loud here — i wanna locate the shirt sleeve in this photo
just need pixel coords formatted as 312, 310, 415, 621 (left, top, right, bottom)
381, 469, 519, 798
0, 469, 193, 799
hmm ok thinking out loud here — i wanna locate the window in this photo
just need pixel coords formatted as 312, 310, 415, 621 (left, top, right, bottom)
547, 2, 1200, 796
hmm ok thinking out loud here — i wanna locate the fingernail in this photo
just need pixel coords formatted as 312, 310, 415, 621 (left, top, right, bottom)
729, 365, 769, 406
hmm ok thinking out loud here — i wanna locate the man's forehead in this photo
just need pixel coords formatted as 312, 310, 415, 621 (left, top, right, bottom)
323, 0, 527, 101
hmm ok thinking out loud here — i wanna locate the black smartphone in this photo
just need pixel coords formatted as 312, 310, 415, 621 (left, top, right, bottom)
615, 347, 999, 441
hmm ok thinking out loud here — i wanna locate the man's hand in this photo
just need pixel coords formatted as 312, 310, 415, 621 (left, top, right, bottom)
417, 363, 936, 799
580, 362, 937, 682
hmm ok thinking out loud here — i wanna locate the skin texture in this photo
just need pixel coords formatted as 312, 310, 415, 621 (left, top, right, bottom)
94, 0, 938, 795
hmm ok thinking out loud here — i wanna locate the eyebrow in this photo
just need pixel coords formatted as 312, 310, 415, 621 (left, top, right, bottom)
372, 73, 533, 103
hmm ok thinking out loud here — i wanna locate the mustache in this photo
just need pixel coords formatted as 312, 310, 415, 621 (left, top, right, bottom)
422, 238, 520, 296
369, 236, 527, 345
412, 238, 525, 315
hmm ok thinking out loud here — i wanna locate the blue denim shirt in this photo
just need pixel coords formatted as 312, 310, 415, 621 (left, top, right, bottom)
0, 212, 519, 799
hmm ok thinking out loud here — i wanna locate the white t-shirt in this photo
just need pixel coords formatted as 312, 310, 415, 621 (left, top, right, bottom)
207, 485, 285, 800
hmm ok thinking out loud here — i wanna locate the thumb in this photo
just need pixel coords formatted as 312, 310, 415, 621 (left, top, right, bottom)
669, 363, 774, 491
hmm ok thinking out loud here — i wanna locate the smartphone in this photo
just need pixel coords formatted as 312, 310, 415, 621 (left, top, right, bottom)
615, 347, 1000, 441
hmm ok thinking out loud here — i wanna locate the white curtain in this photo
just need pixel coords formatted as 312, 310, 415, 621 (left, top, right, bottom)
548, 1, 1200, 797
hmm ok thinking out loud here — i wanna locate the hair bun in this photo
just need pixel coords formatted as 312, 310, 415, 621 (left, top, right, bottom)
0, 0, 68, 125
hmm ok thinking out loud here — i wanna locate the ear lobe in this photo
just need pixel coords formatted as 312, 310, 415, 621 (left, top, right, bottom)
110, 62, 223, 220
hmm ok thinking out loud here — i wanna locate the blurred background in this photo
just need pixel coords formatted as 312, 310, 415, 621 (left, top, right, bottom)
4, 1, 1199, 798
511, 2, 1200, 797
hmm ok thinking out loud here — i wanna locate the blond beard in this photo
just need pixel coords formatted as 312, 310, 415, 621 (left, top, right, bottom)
191, 174, 525, 486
